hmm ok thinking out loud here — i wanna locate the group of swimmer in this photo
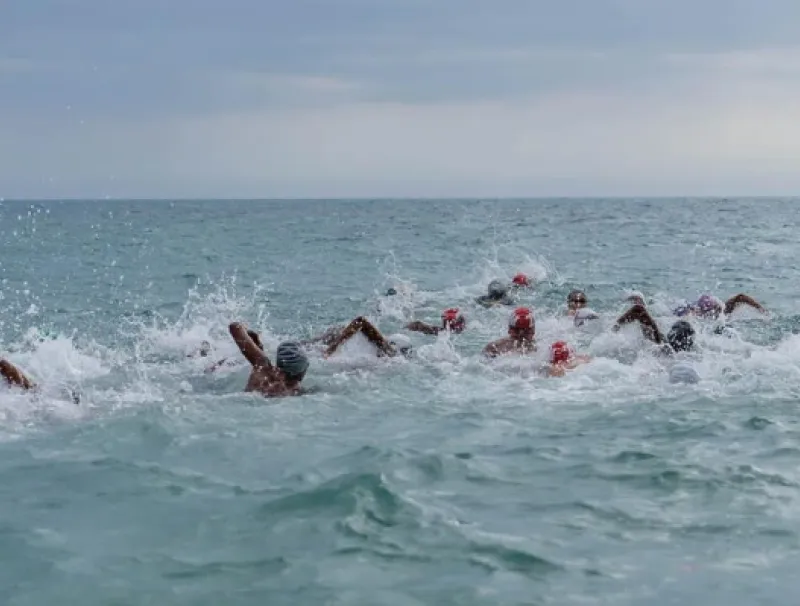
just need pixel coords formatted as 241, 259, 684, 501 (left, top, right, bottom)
1, 272, 767, 400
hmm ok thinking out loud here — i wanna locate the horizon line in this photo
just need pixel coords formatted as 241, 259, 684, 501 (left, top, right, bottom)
1, 195, 797, 203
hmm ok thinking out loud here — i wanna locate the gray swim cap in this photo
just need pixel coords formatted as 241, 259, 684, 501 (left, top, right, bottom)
276, 341, 309, 379
488, 280, 508, 298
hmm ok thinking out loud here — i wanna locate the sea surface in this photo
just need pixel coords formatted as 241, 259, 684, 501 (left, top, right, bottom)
1, 198, 799, 605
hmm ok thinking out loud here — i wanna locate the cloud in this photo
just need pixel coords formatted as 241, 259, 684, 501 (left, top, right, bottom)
2, 0, 800, 197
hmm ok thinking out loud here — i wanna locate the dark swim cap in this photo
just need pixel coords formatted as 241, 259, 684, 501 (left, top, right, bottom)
385, 287, 398, 296
667, 321, 695, 352
488, 280, 509, 298
276, 341, 309, 379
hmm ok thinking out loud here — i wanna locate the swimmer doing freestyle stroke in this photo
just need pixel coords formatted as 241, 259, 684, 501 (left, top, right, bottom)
228, 322, 309, 398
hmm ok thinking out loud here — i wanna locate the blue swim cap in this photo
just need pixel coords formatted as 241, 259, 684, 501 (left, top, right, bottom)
276, 342, 309, 379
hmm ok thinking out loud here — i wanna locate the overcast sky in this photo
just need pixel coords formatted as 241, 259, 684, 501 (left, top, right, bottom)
2, 0, 800, 198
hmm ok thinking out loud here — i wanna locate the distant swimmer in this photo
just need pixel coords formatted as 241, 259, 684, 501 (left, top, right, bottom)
483, 307, 536, 357
0, 358, 36, 391
188, 341, 213, 358
324, 316, 413, 358
475, 280, 515, 308
0, 358, 81, 403
614, 304, 695, 354
614, 305, 700, 383
544, 341, 592, 377
566, 289, 589, 316
228, 322, 308, 398
205, 330, 263, 373
406, 308, 466, 335
511, 273, 533, 289
673, 293, 766, 320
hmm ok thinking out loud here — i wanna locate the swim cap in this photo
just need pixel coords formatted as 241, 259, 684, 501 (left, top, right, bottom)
673, 302, 692, 317
441, 308, 465, 332
508, 307, 534, 331
669, 362, 700, 384
388, 334, 413, 356
574, 307, 600, 327
385, 287, 398, 296
625, 290, 646, 306
512, 273, 530, 287
696, 294, 722, 316
276, 341, 309, 379
550, 341, 571, 364
667, 321, 695, 352
568, 290, 587, 304
488, 280, 509, 298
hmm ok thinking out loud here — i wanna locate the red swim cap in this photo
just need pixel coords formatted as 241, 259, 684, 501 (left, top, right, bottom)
441, 308, 465, 331
550, 341, 571, 364
508, 307, 534, 331
512, 273, 530, 286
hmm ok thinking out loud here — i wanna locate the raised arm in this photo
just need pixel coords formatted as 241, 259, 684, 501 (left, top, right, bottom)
405, 320, 439, 335
325, 317, 393, 356
614, 304, 664, 344
724, 293, 766, 315
229, 323, 271, 368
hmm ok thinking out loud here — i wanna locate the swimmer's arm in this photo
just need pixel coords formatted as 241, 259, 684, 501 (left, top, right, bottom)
614, 304, 664, 344
548, 364, 567, 377
0, 359, 35, 390
301, 326, 344, 347
482, 339, 504, 358
724, 294, 766, 315
325, 317, 392, 356
405, 321, 439, 335
229, 323, 272, 369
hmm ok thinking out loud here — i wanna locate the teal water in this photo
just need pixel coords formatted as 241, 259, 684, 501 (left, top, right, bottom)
1, 198, 799, 605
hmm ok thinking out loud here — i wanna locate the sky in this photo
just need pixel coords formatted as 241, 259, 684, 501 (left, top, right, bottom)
2, 0, 800, 198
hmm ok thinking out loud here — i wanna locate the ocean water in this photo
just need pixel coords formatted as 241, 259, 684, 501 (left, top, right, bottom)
1, 198, 799, 605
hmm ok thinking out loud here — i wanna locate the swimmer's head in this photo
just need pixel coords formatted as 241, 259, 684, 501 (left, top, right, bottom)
487, 279, 509, 299
625, 290, 646, 307
667, 321, 695, 352
696, 294, 722, 318
550, 341, 572, 364
198, 341, 212, 357
441, 308, 466, 333
388, 333, 413, 357
574, 307, 600, 327
508, 307, 535, 341
276, 341, 309, 381
512, 273, 531, 288
385, 287, 398, 296
567, 289, 588, 311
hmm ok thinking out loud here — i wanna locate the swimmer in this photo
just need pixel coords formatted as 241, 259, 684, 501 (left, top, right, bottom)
614, 304, 695, 354
511, 273, 532, 289
406, 308, 466, 335
614, 305, 701, 382
566, 289, 588, 316
0, 358, 81, 403
475, 280, 515, 308
188, 341, 213, 358
228, 322, 308, 398
544, 341, 591, 377
673, 293, 766, 319
324, 316, 413, 358
205, 330, 263, 373
0, 358, 36, 391
483, 307, 537, 357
